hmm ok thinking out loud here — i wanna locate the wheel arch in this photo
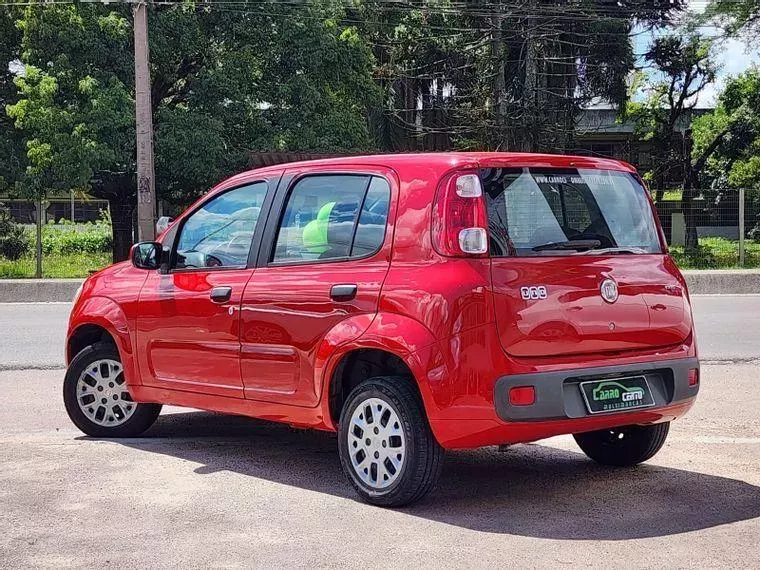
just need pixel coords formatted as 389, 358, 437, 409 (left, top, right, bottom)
319, 312, 443, 433
67, 296, 139, 387
67, 323, 117, 363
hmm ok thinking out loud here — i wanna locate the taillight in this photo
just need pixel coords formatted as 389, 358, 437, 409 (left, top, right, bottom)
431, 171, 488, 257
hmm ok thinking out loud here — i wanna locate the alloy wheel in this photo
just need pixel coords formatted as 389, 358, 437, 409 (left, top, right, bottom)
75, 359, 136, 427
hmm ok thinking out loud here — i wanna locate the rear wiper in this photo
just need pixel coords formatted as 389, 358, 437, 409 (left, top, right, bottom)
578, 246, 647, 255
532, 239, 601, 252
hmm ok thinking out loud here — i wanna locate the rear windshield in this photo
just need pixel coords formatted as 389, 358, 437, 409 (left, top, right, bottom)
481, 167, 662, 256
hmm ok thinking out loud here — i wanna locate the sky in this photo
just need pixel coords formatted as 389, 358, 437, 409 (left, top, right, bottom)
633, 0, 758, 107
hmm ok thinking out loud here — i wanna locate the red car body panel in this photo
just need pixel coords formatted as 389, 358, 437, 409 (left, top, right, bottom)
67, 152, 699, 449
136, 268, 253, 398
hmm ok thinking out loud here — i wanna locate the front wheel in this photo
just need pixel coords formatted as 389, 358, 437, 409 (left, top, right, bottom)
573, 422, 670, 467
63, 342, 161, 438
338, 376, 444, 507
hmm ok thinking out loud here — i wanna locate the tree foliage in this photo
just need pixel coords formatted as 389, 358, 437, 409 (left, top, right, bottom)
355, 0, 686, 152
6, 2, 379, 260
0, 5, 24, 192
693, 68, 760, 189
626, 33, 717, 200
1, 1, 693, 261
705, 0, 760, 40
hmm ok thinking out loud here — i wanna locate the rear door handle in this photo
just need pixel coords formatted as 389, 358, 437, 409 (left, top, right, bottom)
330, 284, 357, 301
210, 286, 232, 304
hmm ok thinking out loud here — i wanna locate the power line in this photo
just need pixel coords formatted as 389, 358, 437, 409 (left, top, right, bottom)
0, 0, 712, 25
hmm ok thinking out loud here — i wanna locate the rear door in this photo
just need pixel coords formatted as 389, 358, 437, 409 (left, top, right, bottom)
239, 167, 395, 406
483, 166, 690, 359
136, 179, 273, 398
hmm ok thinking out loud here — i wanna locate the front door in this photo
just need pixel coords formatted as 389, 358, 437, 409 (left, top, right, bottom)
136, 181, 270, 398
239, 170, 395, 406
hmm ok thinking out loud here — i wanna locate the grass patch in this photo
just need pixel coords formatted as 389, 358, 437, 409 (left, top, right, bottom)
649, 189, 682, 201
0, 252, 112, 278
669, 237, 760, 269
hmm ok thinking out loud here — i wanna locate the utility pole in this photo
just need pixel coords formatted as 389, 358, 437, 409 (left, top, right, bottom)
133, 1, 156, 242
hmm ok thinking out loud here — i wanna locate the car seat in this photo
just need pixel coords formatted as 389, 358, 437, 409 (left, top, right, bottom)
301, 201, 359, 259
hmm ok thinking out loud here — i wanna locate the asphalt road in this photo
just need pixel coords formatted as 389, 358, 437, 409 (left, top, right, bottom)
1, 297, 759, 567
1, 295, 758, 370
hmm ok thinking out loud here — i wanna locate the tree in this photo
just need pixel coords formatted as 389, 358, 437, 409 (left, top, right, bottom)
356, 0, 687, 153
626, 34, 717, 203
693, 68, 760, 190
678, 69, 760, 250
705, 1, 760, 40
7, 3, 378, 261
0, 5, 24, 192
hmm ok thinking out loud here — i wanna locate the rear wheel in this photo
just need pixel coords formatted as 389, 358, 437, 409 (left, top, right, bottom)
338, 376, 444, 507
63, 342, 161, 438
573, 422, 670, 467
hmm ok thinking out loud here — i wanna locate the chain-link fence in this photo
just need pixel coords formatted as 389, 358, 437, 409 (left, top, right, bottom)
655, 188, 760, 269
1, 196, 109, 225
1, 197, 112, 278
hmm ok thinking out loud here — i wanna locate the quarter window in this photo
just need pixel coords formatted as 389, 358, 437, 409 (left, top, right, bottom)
174, 182, 268, 269
272, 175, 390, 264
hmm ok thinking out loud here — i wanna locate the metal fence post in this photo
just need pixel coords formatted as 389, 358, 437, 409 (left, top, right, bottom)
739, 188, 745, 268
35, 198, 43, 279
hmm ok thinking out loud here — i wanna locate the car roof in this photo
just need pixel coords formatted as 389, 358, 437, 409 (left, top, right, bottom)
246, 152, 635, 176
214, 152, 637, 194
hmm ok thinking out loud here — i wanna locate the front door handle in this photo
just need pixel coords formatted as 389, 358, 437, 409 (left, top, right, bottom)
330, 284, 358, 301
210, 286, 232, 304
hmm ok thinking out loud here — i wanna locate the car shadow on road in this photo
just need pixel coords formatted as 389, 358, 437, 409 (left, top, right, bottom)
109, 410, 760, 540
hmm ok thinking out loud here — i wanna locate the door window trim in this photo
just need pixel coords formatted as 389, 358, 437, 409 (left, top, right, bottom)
166, 178, 275, 274
261, 171, 392, 268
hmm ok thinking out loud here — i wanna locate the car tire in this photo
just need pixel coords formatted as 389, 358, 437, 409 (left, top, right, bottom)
63, 342, 161, 438
338, 375, 444, 507
573, 422, 670, 467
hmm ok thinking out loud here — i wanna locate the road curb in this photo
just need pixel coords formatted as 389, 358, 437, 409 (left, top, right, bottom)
682, 270, 760, 295
0, 279, 83, 303
0, 269, 758, 302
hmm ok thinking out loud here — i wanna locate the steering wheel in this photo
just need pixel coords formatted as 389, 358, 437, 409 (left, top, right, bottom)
206, 255, 223, 268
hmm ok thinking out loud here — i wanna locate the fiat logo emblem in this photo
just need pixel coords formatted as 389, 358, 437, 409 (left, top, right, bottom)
600, 278, 618, 303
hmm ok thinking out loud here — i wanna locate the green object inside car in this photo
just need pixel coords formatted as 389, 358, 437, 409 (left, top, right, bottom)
302, 201, 336, 253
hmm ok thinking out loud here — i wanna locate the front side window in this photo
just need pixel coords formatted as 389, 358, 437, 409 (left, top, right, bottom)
272, 175, 390, 264
174, 182, 268, 269
482, 168, 661, 257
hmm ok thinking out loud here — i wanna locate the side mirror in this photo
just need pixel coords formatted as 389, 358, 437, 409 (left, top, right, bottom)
130, 241, 162, 270
156, 216, 173, 236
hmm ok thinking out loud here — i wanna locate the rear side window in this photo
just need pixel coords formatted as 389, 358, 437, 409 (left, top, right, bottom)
272, 174, 390, 264
352, 177, 390, 257
482, 168, 661, 256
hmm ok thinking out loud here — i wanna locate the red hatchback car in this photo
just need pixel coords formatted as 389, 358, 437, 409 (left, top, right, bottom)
64, 153, 699, 506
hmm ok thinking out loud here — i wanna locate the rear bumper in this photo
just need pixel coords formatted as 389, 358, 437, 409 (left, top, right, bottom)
429, 356, 699, 449
494, 356, 699, 422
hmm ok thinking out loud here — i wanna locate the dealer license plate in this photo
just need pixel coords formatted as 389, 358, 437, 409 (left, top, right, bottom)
579, 376, 655, 414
